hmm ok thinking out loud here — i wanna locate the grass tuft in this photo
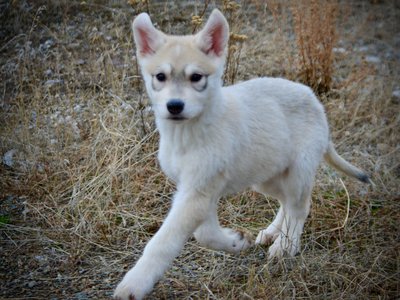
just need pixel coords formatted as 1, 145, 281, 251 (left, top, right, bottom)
291, 0, 338, 94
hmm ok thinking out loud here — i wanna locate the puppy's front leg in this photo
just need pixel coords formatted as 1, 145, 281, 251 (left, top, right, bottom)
194, 203, 253, 253
114, 188, 210, 300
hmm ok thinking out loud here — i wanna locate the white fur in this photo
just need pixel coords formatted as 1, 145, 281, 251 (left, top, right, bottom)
114, 9, 368, 300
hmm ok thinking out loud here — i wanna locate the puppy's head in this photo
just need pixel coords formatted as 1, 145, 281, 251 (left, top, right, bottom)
132, 9, 229, 121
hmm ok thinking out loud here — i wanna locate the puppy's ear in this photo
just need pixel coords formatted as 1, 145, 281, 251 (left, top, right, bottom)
132, 13, 165, 57
195, 9, 229, 57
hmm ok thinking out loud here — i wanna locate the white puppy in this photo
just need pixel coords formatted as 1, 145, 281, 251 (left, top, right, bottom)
114, 9, 370, 300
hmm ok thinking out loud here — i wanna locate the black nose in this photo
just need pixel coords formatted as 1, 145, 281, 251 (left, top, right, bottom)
166, 99, 185, 115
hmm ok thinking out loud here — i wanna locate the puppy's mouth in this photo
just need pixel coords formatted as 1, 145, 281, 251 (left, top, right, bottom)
167, 116, 187, 121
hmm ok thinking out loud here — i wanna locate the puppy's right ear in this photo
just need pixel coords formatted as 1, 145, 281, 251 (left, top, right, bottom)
132, 13, 165, 57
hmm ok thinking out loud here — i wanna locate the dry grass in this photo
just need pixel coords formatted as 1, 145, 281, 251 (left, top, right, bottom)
291, 0, 338, 94
1, 0, 399, 299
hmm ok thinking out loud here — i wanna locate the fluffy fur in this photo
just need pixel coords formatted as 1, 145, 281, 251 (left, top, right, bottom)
114, 9, 370, 300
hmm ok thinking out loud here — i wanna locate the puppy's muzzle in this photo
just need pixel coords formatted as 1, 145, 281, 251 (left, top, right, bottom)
167, 99, 185, 116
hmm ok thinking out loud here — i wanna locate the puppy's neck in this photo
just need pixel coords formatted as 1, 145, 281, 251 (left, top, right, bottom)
156, 88, 225, 147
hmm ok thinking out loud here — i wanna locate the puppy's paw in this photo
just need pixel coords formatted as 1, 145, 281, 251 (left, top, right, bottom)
255, 229, 279, 246
113, 268, 151, 300
222, 228, 253, 253
267, 234, 299, 258
113, 285, 138, 300
113, 280, 140, 300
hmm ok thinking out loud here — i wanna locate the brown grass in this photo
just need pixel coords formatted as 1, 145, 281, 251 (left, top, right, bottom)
291, 0, 338, 94
1, 0, 399, 299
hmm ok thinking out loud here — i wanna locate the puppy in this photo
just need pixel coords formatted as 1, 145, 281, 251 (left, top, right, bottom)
114, 9, 370, 300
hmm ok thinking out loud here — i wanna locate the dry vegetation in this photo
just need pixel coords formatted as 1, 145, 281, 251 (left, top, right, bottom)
1, 0, 399, 299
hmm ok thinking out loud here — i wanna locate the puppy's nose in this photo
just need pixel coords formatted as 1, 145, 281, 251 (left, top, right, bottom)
166, 99, 185, 115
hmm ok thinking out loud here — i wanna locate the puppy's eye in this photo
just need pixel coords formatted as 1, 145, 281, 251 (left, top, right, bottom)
155, 73, 167, 82
190, 73, 203, 83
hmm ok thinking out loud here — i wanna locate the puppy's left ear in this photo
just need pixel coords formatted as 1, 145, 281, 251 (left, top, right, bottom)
195, 9, 229, 57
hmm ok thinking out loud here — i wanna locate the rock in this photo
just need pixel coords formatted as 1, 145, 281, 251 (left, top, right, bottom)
377, 143, 389, 153
392, 89, 400, 104
74, 104, 82, 112
67, 42, 80, 49
44, 69, 53, 77
76, 59, 85, 65
35, 255, 47, 262
36, 163, 45, 173
45, 79, 63, 87
75, 292, 89, 300
365, 55, 381, 64
29, 111, 37, 129
39, 39, 55, 52
3, 149, 17, 167
333, 47, 346, 54
356, 45, 369, 52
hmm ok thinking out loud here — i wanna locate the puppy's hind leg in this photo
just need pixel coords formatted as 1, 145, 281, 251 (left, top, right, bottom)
255, 205, 284, 246
254, 178, 286, 246
194, 201, 253, 254
267, 191, 311, 258
267, 164, 315, 258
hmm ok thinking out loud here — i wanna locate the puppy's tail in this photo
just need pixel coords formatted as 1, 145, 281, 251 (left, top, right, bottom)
324, 142, 371, 184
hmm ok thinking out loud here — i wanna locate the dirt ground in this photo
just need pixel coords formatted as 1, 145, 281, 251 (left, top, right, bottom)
0, 1, 399, 299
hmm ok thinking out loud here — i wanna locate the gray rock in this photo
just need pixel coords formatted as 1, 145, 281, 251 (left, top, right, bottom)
44, 69, 53, 77
39, 39, 55, 52
356, 45, 369, 52
75, 292, 89, 300
392, 89, 400, 104
3, 149, 17, 167
333, 47, 346, 54
365, 55, 381, 64
45, 79, 63, 87
76, 59, 85, 65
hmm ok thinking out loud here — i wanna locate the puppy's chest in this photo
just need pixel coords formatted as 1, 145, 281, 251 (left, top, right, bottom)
157, 138, 223, 186
157, 144, 195, 183
158, 153, 180, 183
